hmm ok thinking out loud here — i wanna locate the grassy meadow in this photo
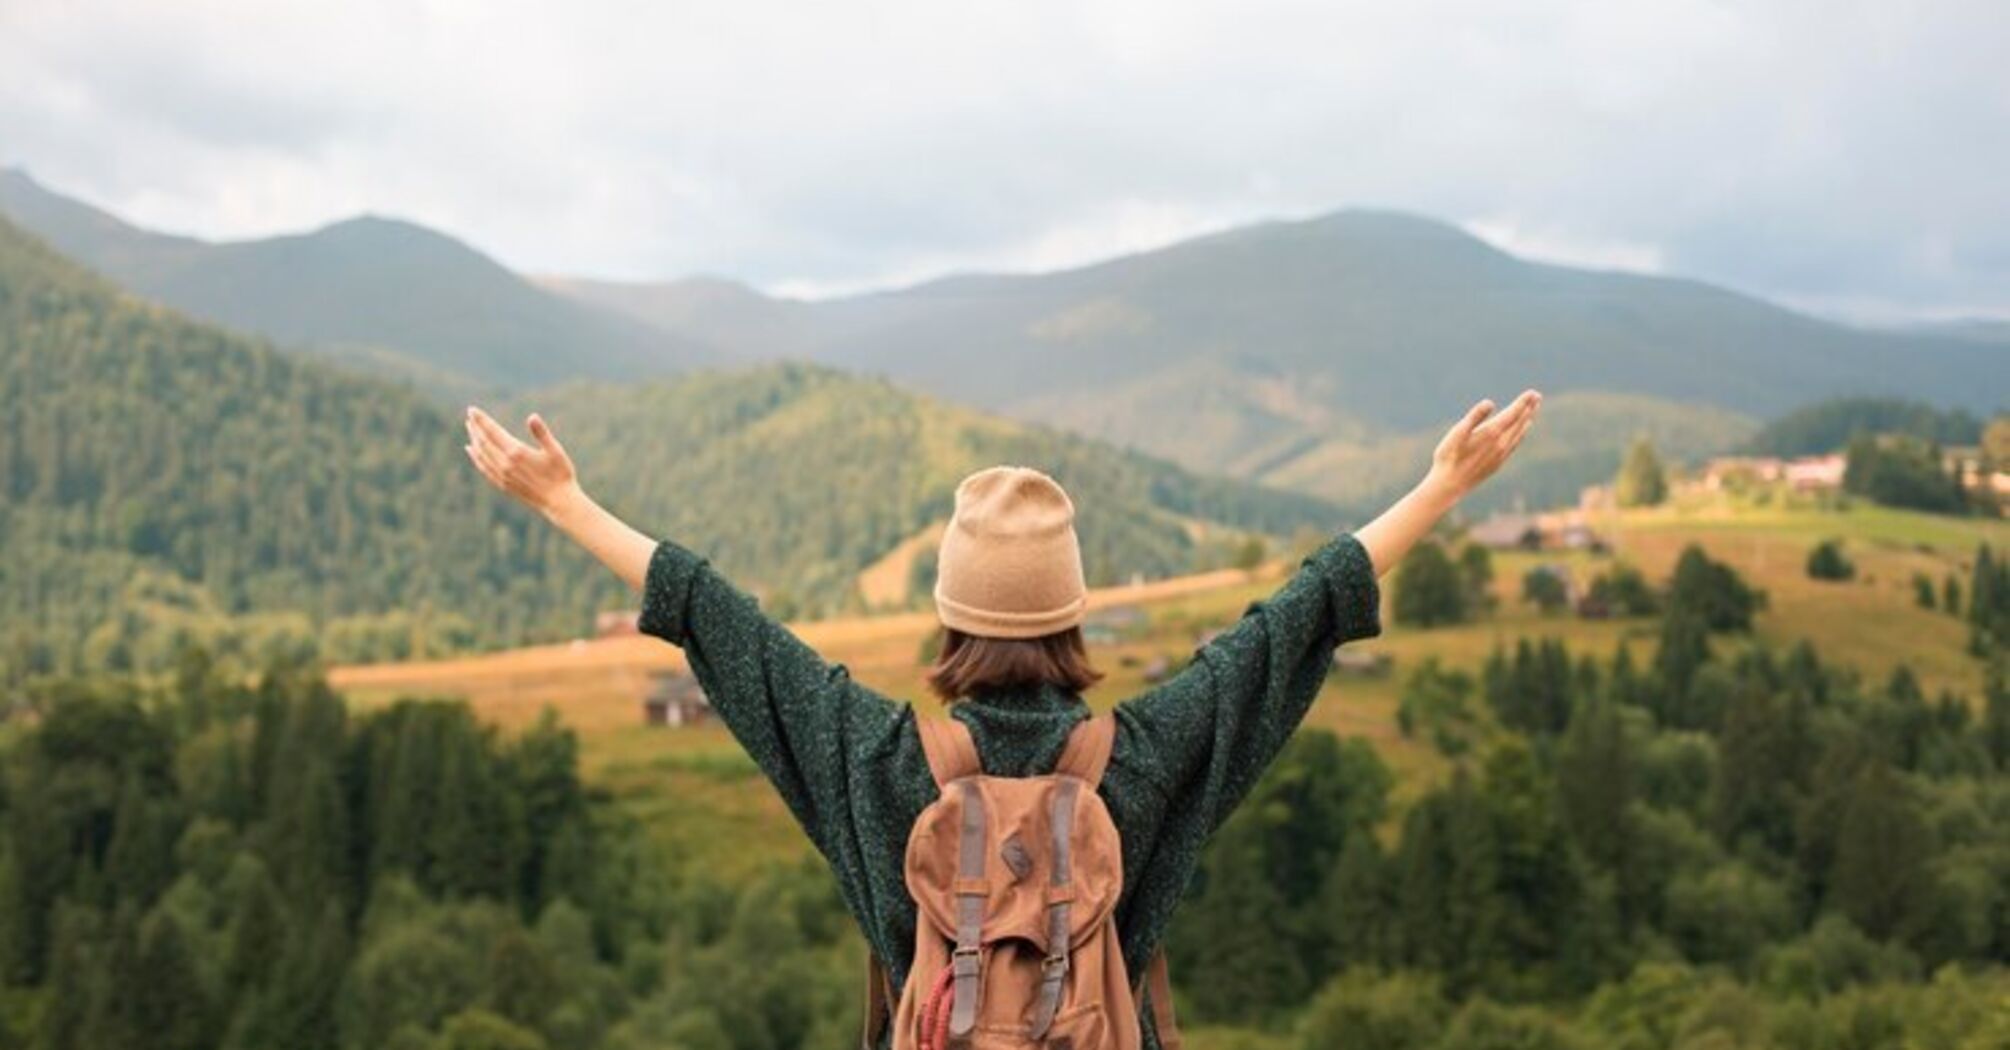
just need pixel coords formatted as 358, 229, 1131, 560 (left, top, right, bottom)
330, 488, 2009, 879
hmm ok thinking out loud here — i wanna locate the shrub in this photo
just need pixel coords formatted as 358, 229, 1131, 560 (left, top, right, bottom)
1806, 540, 1855, 582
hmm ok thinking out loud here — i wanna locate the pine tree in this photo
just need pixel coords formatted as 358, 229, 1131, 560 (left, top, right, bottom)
1830, 762, 1932, 943
1654, 607, 1711, 710
78, 904, 143, 1050
35, 904, 101, 1050
1968, 544, 2008, 654
1319, 834, 1394, 975
1393, 772, 1503, 995
1711, 691, 1808, 856
1555, 698, 1634, 878
132, 909, 213, 1050
1983, 666, 2010, 772
1168, 826, 1307, 1022
232, 900, 348, 1050
103, 774, 179, 908
263, 757, 351, 905
1459, 543, 1496, 613
512, 710, 585, 910
223, 855, 289, 996
1616, 437, 1669, 508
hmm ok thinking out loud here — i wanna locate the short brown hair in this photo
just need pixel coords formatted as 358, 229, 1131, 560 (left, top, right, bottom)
925, 627, 1103, 701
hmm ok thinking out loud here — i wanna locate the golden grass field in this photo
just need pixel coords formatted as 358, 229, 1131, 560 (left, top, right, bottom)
330, 491, 2008, 873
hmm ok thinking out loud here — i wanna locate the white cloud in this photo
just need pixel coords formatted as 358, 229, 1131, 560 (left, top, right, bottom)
1464, 218, 1666, 275
2, 0, 2007, 316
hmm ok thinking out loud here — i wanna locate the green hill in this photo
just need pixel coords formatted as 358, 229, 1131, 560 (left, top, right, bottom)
1744, 396, 1988, 456
0, 169, 713, 393
518, 364, 1343, 613
554, 211, 2004, 506
0, 217, 1342, 675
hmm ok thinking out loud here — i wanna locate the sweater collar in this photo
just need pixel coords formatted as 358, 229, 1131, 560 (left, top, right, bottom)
956, 681, 1085, 716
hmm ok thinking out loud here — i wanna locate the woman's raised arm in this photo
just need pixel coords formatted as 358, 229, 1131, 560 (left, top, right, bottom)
1112, 388, 1542, 833
463, 404, 912, 877
463, 406, 654, 590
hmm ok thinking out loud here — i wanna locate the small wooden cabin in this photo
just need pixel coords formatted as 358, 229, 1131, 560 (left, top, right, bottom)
642, 671, 711, 728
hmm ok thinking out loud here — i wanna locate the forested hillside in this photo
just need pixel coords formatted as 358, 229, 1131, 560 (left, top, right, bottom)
521, 364, 1342, 615
6, 540, 2008, 1049
1746, 397, 1989, 457
0, 217, 1340, 676
0, 217, 578, 674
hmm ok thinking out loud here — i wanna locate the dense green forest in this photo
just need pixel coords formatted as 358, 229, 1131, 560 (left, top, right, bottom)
1158, 544, 2010, 1048
1746, 397, 1988, 458
0, 656, 862, 1050
0, 218, 1338, 678
2, 543, 2006, 1049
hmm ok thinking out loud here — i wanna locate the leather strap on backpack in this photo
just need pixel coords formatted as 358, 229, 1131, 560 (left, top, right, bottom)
862, 952, 895, 1050
918, 715, 982, 788
947, 778, 989, 1041
1055, 713, 1116, 785
1027, 776, 1079, 1039
1142, 949, 1182, 1050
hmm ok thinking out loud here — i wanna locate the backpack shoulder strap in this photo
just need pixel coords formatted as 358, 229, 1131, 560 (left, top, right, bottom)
918, 714, 982, 788
860, 951, 894, 1050
1144, 948, 1183, 1050
1054, 712, 1116, 785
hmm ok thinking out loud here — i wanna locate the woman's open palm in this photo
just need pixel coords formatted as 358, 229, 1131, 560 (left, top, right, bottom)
464, 406, 582, 516
1429, 389, 1541, 497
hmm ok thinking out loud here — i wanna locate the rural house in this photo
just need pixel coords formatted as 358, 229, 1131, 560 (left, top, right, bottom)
642, 670, 711, 728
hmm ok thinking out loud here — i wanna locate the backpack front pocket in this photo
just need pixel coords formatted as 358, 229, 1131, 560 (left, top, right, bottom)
970, 1001, 1112, 1050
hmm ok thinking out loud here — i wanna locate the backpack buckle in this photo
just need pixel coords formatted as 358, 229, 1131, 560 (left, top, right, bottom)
951, 946, 981, 978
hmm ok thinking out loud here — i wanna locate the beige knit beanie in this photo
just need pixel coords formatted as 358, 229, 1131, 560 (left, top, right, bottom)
933, 466, 1087, 639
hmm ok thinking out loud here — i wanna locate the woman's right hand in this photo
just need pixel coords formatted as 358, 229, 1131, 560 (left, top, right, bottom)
1423, 389, 1542, 501
464, 406, 585, 520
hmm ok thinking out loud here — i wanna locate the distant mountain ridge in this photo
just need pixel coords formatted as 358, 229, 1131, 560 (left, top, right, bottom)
8, 170, 2001, 510
0, 169, 713, 393
555, 208, 2002, 422
552, 211, 2008, 505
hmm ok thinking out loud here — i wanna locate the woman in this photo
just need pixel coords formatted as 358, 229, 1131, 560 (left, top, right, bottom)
463, 388, 1540, 1045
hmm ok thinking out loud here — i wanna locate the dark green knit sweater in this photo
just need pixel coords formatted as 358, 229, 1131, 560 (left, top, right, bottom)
638, 533, 1380, 1041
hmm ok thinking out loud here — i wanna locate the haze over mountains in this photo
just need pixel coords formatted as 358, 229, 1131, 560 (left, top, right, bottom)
4, 168, 2002, 512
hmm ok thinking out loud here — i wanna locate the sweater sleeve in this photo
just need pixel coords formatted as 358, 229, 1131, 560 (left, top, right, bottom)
637, 540, 904, 859
1111, 533, 1381, 833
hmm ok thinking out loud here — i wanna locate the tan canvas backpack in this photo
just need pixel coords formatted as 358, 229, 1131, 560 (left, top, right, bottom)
863, 713, 1182, 1050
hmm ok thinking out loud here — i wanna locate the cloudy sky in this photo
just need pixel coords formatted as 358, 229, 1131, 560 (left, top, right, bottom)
3, 0, 2006, 317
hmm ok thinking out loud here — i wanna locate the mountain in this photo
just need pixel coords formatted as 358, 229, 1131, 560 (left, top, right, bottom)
550, 210, 2004, 506
0, 216, 1341, 675
1902, 318, 2010, 346
539, 274, 827, 360
0, 169, 712, 393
